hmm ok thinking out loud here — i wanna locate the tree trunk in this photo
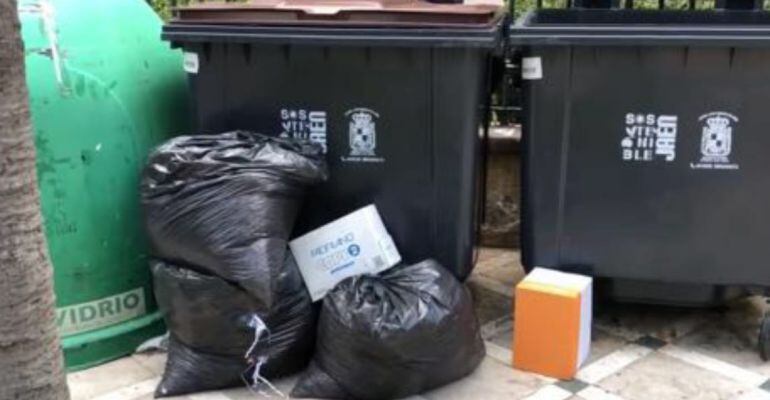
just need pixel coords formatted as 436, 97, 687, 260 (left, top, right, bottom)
0, 0, 70, 399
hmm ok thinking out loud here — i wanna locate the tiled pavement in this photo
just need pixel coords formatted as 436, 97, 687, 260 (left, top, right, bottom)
69, 249, 770, 400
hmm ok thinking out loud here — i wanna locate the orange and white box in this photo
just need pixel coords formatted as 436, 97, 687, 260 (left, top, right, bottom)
512, 267, 592, 380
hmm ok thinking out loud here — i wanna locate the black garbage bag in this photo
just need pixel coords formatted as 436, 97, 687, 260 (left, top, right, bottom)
141, 131, 327, 309
156, 338, 246, 397
152, 256, 317, 397
291, 259, 485, 400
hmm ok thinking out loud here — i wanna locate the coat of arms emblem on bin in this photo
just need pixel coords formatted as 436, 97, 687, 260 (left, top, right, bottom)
348, 108, 378, 156
691, 111, 740, 170
343, 108, 384, 162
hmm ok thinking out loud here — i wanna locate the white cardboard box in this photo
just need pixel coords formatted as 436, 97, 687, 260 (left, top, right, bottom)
289, 205, 401, 301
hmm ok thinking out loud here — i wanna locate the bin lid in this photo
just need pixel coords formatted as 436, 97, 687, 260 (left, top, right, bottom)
510, 9, 770, 47
170, 0, 503, 28
163, 0, 505, 47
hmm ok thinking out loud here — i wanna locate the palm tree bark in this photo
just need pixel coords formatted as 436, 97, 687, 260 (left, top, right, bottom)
0, 0, 70, 399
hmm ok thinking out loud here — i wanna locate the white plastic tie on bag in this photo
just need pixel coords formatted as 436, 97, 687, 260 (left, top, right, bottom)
243, 314, 286, 398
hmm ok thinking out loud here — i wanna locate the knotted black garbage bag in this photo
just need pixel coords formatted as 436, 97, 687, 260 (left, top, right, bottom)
141, 132, 326, 397
152, 256, 316, 397
141, 131, 327, 309
291, 259, 485, 400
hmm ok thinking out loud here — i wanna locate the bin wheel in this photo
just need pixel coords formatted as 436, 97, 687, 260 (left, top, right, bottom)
759, 313, 770, 362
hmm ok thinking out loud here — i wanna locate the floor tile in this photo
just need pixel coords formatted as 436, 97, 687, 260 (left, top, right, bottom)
64, 249, 770, 400
220, 375, 298, 399
474, 251, 525, 289
469, 282, 513, 326
423, 357, 550, 400
522, 384, 572, 400
67, 357, 156, 400
595, 302, 709, 343
633, 335, 668, 350
89, 378, 159, 400
485, 340, 513, 367
477, 248, 511, 264
576, 386, 625, 400
597, 352, 749, 400
555, 379, 589, 394
487, 319, 513, 350
660, 345, 766, 387
132, 352, 167, 376
736, 388, 770, 400
584, 329, 628, 367
577, 344, 652, 385
674, 297, 770, 377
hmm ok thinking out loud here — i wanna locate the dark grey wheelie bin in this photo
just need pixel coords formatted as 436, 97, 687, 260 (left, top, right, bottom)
162, 1, 506, 281
510, 8, 770, 357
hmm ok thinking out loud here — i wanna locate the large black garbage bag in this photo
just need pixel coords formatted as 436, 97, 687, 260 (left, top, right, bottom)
152, 256, 317, 397
141, 131, 327, 308
156, 338, 246, 397
291, 259, 485, 400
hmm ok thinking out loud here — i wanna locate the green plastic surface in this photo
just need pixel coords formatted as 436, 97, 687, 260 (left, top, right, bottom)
19, 0, 188, 371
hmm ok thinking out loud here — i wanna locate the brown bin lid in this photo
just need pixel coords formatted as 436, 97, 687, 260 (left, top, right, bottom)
171, 0, 504, 28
